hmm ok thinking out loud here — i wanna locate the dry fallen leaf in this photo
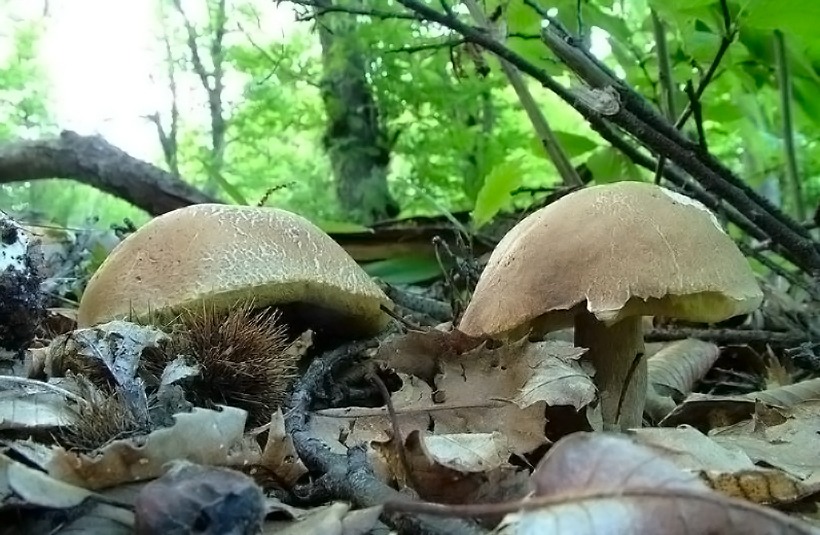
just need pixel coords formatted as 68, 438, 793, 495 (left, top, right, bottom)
0, 386, 75, 431
375, 429, 528, 504
710, 400, 820, 483
632, 425, 755, 472
741, 377, 820, 407
698, 468, 820, 506
255, 409, 308, 486
495, 432, 820, 534
7, 406, 255, 490
431, 337, 593, 455
0, 451, 92, 508
309, 372, 434, 453
262, 502, 383, 535
645, 338, 720, 422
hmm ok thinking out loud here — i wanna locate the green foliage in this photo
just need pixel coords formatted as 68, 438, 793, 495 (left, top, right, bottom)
471, 153, 525, 228
1, 0, 818, 247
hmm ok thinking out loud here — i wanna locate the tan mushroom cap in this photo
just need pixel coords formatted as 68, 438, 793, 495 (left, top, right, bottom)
77, 203, 392, 337
458, 181, 763, 338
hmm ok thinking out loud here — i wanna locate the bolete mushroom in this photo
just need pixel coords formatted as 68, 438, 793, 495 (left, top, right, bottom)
457, 181, 762, 430
77, 203, 392, 338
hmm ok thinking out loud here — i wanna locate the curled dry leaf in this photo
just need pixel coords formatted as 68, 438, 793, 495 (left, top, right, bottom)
659, 393, 762, 432
741, 377, 820, 407
374, 429, 528, 505
0, 452, 92, 509
645, 338, 720, 422
496, 432, 820, 535
255, 409, 308, 487
0, 385, 75, 431
632, 426, 755, 473
14, 406, 253, 490
711, 400, 820, 483
262, 502, 383, 535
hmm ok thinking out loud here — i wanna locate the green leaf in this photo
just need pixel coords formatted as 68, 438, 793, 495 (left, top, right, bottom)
531, 131, 599, 160
586, 147, 647, 184
471, 156, 526, 228
363, 255, 442, 285
742, 0, 820, 43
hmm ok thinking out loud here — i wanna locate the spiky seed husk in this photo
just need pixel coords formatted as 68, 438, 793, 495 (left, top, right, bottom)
57, 377, 150, 451
169, 300, 300, 428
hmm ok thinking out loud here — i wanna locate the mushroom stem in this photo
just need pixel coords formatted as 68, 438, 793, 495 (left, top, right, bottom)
574, 311, 647, 431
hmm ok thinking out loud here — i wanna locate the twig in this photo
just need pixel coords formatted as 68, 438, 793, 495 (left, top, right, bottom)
735, 241, 819, 299
651, 10, 676, 121
283, 339, 484, 535
368, 370, 420, 491
650, 9, 675, 185
462, 0, 582, 187
290, 1, 422, 22
645, 328, 812, 347
684, 81, 708, 151
675, 0, 736, 129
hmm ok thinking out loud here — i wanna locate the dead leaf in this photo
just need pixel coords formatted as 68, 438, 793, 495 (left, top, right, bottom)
376, 429, 527, 504
710, 400, 820, 482
255, 409, 308, 487
496, 432, 820, 534
646, 338, 720, 422
263, 502, 382, 535
742, 377, 820, 407
8, 406, 254, 490
376, 328, 483, 383
309, 372, 434, 453
0, 452, 92, 508
431, 338, 593, 455
632, 426, 755, 472
698, 468, 820, 506
0, 385, 75, 431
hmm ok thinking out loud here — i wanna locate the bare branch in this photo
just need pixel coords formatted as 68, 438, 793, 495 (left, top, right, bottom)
0, 131, 218, 215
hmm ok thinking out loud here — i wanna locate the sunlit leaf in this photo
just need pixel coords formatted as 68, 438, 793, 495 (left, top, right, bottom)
586, 147, 646, 184
530, 131, 599, 160
471, 156, 526, 228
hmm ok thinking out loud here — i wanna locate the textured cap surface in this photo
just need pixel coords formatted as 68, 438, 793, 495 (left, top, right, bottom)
458, 181, 763, 338
77, 204, 391, 336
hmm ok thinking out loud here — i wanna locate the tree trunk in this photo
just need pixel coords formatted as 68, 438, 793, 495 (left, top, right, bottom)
314, 0, 399, 224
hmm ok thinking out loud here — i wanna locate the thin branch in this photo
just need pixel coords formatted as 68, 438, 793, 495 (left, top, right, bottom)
675, 0, 736, 130
293, 3, 423, 22
651, 10, 676, 121
774, 29, 806, 221
650, 9, 675, 184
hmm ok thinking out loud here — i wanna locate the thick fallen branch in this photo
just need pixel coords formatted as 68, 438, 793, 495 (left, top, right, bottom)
0, 130, 218, 216
284, 338, 485, 535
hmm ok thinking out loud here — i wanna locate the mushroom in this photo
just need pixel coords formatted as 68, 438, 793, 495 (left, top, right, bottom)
77, 204, 392, 338
457, 181, 763, 430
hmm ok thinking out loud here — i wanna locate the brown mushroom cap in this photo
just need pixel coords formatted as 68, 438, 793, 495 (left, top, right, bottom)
77, 204, 392, 337
459, 181, 763, 339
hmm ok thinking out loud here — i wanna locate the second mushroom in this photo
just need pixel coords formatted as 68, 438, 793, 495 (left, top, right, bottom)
457, 181, 763, 431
